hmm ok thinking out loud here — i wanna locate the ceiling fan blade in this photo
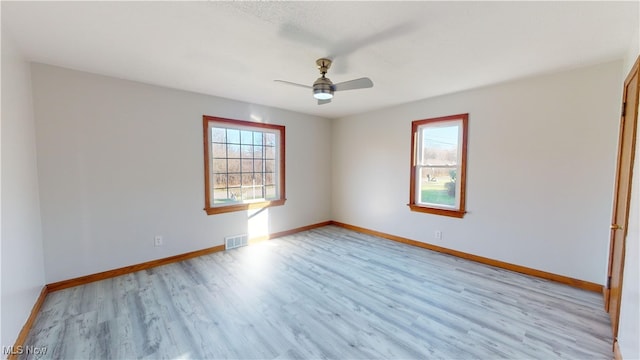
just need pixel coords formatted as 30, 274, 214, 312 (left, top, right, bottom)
274, 80, 312, 89
333, 77, 374, 91
318, 98, 332, 105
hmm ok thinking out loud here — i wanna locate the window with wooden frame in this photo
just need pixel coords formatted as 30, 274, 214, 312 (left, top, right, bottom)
409, 113, 468, 218
203, 116, 285, 215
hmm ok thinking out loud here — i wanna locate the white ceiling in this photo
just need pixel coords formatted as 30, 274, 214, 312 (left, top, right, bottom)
2, 1, 638, 119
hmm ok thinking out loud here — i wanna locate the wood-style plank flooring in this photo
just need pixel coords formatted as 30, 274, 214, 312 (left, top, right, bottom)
23, 226, 612, 359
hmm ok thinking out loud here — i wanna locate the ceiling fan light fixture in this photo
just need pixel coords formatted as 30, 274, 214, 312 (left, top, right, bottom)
313, 89, 334, 100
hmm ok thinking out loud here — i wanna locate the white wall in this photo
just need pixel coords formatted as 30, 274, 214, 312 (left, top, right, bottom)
618, 48, 639, 360
332, 61, 622, 284
30, 64, 332, 283
1, 31, 46, 348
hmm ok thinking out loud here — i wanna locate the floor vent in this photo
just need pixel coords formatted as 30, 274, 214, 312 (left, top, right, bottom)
225, 234, 248, 250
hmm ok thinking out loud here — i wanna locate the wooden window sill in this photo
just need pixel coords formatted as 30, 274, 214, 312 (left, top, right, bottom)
408, 204, 466, 218
205, 199, 286, 215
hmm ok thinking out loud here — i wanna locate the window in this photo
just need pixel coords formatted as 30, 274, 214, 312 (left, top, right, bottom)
409, 113, 468, 218
203, 116, 285, 215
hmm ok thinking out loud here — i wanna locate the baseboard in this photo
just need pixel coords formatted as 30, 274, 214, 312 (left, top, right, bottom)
47, 221, 332, 293
43, 220, 603, 294
7, 286, 49, 360
330, 221, 603, 293
249, 221, 333, 244
47, 244, 226, 292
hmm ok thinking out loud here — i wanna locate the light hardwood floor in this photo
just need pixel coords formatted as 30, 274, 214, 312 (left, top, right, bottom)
23, 226, 612, 359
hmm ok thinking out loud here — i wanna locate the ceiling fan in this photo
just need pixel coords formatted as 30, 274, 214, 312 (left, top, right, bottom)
275, 58, 373, 105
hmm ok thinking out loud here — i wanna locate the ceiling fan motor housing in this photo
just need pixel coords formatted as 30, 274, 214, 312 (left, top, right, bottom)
313, 76, 334, 98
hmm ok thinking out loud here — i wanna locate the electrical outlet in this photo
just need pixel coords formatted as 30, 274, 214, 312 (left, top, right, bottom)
434, 231, 442, 240
154, 235, 163, 247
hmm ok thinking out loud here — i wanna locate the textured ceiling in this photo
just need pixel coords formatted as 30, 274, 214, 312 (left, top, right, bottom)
2, 1, 638, 119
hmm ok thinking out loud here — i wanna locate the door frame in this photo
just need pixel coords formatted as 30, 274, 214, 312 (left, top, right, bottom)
605, 55, 639, 344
